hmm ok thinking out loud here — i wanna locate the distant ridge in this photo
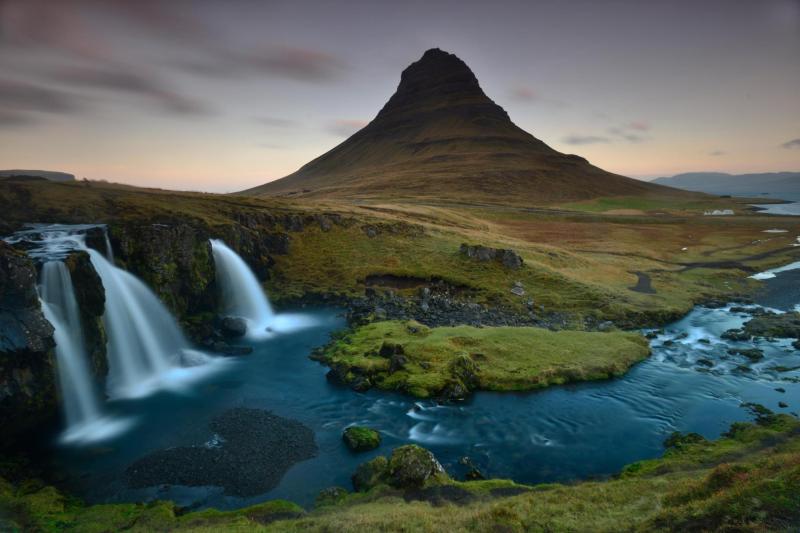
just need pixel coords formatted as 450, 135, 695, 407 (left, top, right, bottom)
243, 48, 679, 204
0, 169, 75, 182
652, 172, 800, 201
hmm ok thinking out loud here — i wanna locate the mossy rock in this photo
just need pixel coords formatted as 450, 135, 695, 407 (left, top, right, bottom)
387, 445, 447, 488
315, 486, 349, 507
351, 456, 389, 492
343, 426, 381, 452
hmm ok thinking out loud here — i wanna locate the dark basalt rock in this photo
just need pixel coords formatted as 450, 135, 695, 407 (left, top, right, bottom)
743, 311, 800, 339
110, 223, 217, 319
721, 329, 750, 341
220, 316, 247, 338
460, 243, 523, 270
126, 408, 317, 497
64, 251, 107, 380
0, 241, 57, 448
727, 348, 765, 361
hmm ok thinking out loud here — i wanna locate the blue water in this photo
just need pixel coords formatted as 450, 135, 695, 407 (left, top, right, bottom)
753, 201, 800, 216
52, 277, 800, 510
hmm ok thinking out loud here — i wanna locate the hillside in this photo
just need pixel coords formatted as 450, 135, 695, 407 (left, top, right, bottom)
244, 49, 681, 205
653, 172, 800, 201
0, 169, 75, 182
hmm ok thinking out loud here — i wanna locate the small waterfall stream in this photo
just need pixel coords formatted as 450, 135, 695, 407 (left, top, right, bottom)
210, 239, 275, 335
87, 248, 218, 399
6, 224, 225, 443
39, 261, 103, 439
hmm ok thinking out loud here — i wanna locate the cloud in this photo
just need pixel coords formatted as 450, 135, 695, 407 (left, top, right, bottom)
180, 46, 347, 83
0, 109, 36, 128
510, 86, 538, 101
781, 138, 800, 149
562, 135, 610, 145
256, 117, 295, 128
709, 149, 726, 156
49, 66, 210, 115
627, 120, 650, 131
0, 78, 82, 114
327, 119, 368, 137
608, 125, 648, 143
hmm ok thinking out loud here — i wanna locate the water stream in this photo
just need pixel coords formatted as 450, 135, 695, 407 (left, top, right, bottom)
7, 224, 799, 510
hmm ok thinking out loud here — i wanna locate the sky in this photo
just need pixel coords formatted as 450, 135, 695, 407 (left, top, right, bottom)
0, 0, 798, 193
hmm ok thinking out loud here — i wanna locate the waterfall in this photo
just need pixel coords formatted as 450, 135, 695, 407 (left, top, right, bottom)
210, 239, 275, 334
39, 262, 102, 431
87, 249, 216, 399
104, 231, 115, 263
39, 260, 131, 444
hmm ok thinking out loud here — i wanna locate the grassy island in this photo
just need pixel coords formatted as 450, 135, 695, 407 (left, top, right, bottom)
314, 320, 651, 398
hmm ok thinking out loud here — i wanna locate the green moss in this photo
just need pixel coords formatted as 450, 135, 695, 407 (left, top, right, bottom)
318, 320, 650, 397
342, 427, 381, 452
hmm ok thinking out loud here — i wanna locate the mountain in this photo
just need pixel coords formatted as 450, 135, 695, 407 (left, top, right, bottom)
0, 169, 75, 182
652, 172, 800, 201
244, 49, 677, 204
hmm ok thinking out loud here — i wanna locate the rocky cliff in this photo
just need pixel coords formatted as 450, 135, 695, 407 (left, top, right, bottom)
0, 241, 57, 448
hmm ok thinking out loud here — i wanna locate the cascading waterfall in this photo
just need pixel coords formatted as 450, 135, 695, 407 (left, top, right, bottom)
87, 248, 217, 399
210, 239, 275, 334
210, 239, 318, 337
39, 262, 102, 435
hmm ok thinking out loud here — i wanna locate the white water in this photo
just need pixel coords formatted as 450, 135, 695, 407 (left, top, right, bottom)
210, 239, 275, 336
39, 261, 130, 444
87, 248, 223, 399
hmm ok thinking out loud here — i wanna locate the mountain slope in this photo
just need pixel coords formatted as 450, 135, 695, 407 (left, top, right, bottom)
653, 172, 800, 200
244, 49, 679, 205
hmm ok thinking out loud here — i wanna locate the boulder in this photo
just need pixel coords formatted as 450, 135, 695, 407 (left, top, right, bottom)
351, 455, 389, 492
342, 426, 381, 452
221, 316, 247, 338
387, 445, 446, 488
460, 243, 523, 270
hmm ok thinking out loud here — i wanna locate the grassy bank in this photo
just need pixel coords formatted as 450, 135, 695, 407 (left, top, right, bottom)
2, 412, 798, 532
314, 320, 651, 398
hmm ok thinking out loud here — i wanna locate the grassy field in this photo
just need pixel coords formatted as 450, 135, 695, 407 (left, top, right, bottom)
3, 179, 799, 327
2, 413, 798, 532
316, 320, 650, 397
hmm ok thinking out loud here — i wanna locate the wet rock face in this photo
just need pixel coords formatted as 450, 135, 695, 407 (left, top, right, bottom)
459, 243, 523, 270
109, 223, 217, 318
0, 241, 57, 448
65, 251, 107, 380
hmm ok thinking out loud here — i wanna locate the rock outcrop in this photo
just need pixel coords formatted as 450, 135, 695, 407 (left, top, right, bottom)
107, 223, 217, 318
460, 243, 524, 269
0, 241, 57, 447
64, 251, 107, 380
351, 444, 447, 492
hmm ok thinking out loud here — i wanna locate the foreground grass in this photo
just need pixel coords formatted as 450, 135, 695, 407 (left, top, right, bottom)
2, 414, 798, 532
315, 320, 651, 397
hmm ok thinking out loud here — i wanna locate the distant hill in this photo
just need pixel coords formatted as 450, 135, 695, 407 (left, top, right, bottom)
244, 48, 682, 205
0, 169, 75, 182
652, 172, 800, 201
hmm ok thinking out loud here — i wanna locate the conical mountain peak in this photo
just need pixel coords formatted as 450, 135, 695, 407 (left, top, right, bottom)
244, 49, 670, 204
